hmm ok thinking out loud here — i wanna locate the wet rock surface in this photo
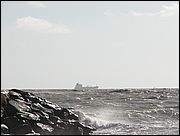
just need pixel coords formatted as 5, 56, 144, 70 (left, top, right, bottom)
1, 89, 94, 135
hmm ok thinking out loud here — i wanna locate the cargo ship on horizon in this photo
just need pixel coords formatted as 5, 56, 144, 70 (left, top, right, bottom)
74, 83, 99, 91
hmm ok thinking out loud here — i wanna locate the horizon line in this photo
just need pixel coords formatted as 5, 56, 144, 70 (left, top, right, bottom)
1, 86, 179, 90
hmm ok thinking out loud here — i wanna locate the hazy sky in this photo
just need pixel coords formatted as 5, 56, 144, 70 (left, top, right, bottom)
1, 1, 179, 89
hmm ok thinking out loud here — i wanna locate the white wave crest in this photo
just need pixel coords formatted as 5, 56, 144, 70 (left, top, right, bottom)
74, 110, 119, 129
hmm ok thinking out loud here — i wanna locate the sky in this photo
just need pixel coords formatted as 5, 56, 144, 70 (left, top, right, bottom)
1, 1, 179, 89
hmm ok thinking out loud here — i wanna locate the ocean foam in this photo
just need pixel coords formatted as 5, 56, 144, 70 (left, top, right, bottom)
73, 110, 119, 129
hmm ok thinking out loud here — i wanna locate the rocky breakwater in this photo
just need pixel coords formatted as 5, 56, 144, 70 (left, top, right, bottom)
1, 89, 95, 135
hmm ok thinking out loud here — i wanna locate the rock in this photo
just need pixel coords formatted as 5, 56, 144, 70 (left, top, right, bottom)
9, 91, 24, 101
37, 123, 54, 132
39, 115, 54, 125
68, 120, 94, 135
49, 115, 61, 124
32, 123, 54, 135
1, 89, 95, 135
10, 124, 33, 134
66, 122, 83, 135
8, 99, 31, 112
32, 103, 53, 114
17, 112, 40, 121
3, 116, 20, 129
1, 124, 9, 134
54, 108, 79, 121
1, 93, 8, 108
1, 93, 9, 118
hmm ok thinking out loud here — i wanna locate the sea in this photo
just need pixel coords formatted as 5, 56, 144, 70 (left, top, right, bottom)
23, 88, 179, 135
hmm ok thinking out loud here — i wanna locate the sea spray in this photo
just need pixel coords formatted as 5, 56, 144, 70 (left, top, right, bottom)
73, 110, 119, 129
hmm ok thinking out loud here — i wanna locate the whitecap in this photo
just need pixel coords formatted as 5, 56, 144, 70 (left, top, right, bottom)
73, 110, 119, 129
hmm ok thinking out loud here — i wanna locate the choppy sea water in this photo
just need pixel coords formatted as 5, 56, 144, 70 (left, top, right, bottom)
23, 88, 179, 135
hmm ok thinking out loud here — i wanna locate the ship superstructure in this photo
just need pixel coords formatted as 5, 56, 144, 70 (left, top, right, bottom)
74, 83, 98, 91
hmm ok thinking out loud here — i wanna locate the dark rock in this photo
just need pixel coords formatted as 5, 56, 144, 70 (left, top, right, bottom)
49, 115, 61, 124
51, 124, 66, 135
1, 89, 95, 135
10, 124, 33, 134
8, 99, 31, 112
28, 96, 43, 104
66, 122, 83, 135
9, 91, 24, 101
9, 89, 34, 98
32, 103, 53, 114
81, 123, 95, 135
32, 109, 49, 120
54, 108, 78, 121
39, 115, 54, 125
41, 102, 60, 111
1, 124, 9, 134
5, 101, 20, 117
9, 89, 26, 94
17, 112, 40, 121
32, 123, 54, 135
3, 116, 20, 129
1, 93, 8, 118
1, 93, 8, 108
68, 120, 94, 135
57, 120, 68, 129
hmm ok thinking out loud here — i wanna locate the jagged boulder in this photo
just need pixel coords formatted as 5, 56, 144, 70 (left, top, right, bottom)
1, 89, 94, 135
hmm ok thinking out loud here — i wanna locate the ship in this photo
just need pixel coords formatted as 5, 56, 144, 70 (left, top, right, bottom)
74, 83, 99, 91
